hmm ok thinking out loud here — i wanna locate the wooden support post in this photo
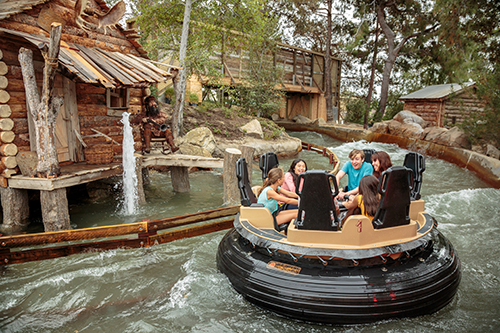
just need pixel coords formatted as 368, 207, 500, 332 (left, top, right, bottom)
171, 166, 190, 192
240, 145, 255, 186
142, 167, 150, 186
0, 187, 30, 234
135, 156, 146, 204
40, 188, 71, 232
223, 148, 241, 205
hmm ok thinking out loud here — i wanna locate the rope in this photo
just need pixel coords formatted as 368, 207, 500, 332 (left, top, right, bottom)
43, 53, 59, 68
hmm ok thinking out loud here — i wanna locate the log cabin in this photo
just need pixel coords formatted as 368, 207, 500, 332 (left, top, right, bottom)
0, 0, 172, 233
399, 82, 485, 127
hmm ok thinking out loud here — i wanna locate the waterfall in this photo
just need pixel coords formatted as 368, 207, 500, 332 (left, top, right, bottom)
121, 112, 138, 215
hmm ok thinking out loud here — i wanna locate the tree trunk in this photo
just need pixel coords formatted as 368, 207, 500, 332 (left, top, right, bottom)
18, 23, 63, 177
40, 188, 71, 231
0, 187, 29, 234
172, 0, 193, 139
372, 3, 399, 122
365, 19, 379, 129
324, 0, 334, 121
223, 148, 241, 205
171, 166, 190, 192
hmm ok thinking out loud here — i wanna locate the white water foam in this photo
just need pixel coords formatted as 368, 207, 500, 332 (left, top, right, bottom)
120, 112, 138, 215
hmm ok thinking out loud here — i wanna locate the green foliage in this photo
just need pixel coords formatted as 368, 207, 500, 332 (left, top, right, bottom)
164, 87, 175, 100
149, 86, 159, 99
188, 92, 199, 104
221, 107, 233, 119
460, 68, 500, 146
383, 91, 404, 121
345, 97, 368, 125
259, 118, 284, 139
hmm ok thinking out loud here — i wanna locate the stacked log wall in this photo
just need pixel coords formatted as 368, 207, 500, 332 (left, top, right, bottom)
442, 91, 485, 127
403, 90, 485, 128
77, 83, 144, 155
402, 100, 442, 127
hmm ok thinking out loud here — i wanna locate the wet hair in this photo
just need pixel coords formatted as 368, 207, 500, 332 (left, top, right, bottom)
371, 151, 393, 179
258, 168, 284, 197
287, 159, 308, 188
358, 175, 380, 217
349, 149, 365, 160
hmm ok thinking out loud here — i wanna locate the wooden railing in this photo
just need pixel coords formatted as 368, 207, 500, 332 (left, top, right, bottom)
301, 141, 340, 174
0, 205, 240, 266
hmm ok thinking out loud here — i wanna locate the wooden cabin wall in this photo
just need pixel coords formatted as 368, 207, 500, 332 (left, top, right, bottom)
77, 83, 144, 155
0, 0, 144, 56
403, 91, 485, 128
0, 37, 48, 177
402, 100, 442, 127
280, 93, 327, 121
442, 91, 485, 127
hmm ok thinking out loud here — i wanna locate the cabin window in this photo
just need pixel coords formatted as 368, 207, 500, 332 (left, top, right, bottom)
106, 88, 130, 109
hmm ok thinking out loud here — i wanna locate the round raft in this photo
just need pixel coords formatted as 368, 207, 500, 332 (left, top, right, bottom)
217, 166, 461, 325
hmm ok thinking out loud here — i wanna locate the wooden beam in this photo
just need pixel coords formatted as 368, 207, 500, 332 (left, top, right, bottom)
141, 154, 223, 168
7, 164, 123, 190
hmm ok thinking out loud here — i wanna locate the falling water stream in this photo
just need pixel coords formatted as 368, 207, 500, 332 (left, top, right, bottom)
0, 131, 499, 332
120, 112, 138, 215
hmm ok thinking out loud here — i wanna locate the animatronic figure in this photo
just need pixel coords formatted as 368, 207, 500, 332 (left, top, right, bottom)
133, 96, 179, 154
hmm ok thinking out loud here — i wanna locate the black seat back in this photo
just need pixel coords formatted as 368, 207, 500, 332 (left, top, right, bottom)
295, 170, 340, 231
403, 152, 425, 200
372, 166, 413, 229
236, 158, 257, 206
363, 149, 376, 164
259, 152, 279, 181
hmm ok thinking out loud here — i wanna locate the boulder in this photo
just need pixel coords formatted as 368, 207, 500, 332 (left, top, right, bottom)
292, 114, 313, 124
239, 119, 264, 139
486, 144, 500, 159
182, 127, 216, 154
312, 118, 327, 126
369, 121, 390, 134
421, 126, 448, 141
400, 123, 424, 139
433, 126, 471, 149
179, 143, 212, 157
471, 144, 486, 155
394, 110, 428, 128
213, 132, 302, 159
387, 120, 403, 136
271, 113, 280, 121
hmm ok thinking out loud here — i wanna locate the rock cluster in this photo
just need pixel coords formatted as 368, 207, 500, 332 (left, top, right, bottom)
369, 110, 471, 149
178, 121, 301, 159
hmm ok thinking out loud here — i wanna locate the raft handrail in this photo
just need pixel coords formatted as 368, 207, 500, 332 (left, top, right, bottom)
0, 205, 239, 265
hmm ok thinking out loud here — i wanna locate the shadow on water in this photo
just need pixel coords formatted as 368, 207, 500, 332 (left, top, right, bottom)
1, 131, 499, 332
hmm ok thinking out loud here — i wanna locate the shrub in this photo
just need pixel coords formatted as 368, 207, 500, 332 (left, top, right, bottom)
345, 98, 368, 124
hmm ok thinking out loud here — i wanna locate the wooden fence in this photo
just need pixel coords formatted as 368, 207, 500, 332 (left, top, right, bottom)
0, 205, 239, 266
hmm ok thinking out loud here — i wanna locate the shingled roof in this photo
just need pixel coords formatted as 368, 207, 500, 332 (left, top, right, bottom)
400, 82, 475, 101
0, 0, 173, 88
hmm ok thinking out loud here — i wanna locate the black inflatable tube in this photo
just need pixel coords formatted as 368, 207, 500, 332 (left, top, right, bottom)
217, 228, 461, 325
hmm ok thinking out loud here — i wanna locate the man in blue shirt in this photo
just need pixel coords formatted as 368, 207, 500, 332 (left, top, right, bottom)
335, 149, 373, 199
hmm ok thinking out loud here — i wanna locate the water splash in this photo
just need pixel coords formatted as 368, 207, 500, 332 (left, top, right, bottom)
120, 112, 138, 215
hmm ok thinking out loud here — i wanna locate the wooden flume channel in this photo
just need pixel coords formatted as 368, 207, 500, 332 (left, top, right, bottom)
0, 141, 337, 266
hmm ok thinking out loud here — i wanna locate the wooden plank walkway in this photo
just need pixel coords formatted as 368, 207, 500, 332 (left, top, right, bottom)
140, 153, 223, 168
6, 153, 223, 191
